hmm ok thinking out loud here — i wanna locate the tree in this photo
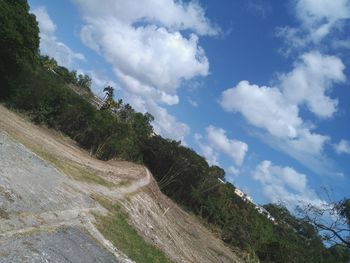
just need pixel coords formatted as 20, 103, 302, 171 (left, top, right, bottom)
101, 86, 121, 111
103, 86, 114, 99
301, 198, 350, 248
77, 74, 92, 91
41, 55, 58, 73
0, 0, 40, 99
209, 165, 225, 180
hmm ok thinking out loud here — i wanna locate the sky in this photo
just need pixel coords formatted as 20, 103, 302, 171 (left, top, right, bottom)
28, 0, 350, 211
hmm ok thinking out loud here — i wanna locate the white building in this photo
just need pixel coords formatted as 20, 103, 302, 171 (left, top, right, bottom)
234, 188, 245, 198
234, 188, 276, 223
234, 188, 254, 204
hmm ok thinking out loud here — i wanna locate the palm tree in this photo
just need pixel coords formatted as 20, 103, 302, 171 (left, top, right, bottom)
103, 86, 114, 100
41, 56, 58, 74
101, 86, 118, 111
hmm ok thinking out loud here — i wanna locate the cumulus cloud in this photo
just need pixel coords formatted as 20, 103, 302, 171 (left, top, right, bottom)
220, 52, 345, 166
206, 126, 248, 166
194, 133, 219, 166
280, 52, 345, 118
73, 0, 219, 36
277, 0, 350, 52
253, 160, 326, 210
221, 81, 302, 139
194, 126, 248, 166
84, 25, 209, 97
295, 0, 350, 40
72, 0, 216, 141
334, 139, 350, 154
31, 7, 85, 69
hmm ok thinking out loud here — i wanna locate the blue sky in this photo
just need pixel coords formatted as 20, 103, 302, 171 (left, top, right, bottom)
28, 0, 350, 211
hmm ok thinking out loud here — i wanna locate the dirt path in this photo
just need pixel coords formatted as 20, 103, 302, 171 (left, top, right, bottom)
0, 105, 243, 263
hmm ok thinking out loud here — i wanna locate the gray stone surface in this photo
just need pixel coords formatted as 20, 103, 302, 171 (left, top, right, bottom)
0, 131, 95, 216
0, 132, 119, 262
0, 226, 117, 263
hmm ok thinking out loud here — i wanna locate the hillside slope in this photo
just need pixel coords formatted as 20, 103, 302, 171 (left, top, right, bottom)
0, 105, 243, 263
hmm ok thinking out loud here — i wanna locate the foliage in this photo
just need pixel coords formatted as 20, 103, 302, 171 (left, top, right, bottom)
77, 73, 92, 91
0, 0, 39, 99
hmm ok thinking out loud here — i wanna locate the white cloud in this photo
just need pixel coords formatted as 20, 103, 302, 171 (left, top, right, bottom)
220, 81, 328, 157
334, 139, 350, 154
80, 20, 209, 101
206, 126, 248, 166
253, 160, 326, 210
194, 126, 248, 166
194, 133, 219, 166
31, 6, 56, 35
31, 7, 85, 69
277, 0, 350, 51
72, 0, 217, 141
280, 52, 345, 118
296, 0, 350, 37
73, 0, 219, 36
219, 52, 345, 166
221, 80, 301, 139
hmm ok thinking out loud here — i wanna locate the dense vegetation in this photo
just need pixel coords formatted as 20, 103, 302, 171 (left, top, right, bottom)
1, 1, 349, 262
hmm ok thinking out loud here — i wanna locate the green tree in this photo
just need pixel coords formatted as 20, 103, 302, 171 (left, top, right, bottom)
101, 86, 119, 111
41, 55, 58, 73
77, 74, 92, 91
0, 0, 40, 99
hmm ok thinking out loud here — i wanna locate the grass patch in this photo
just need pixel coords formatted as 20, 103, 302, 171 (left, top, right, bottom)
94, 197, 173, 263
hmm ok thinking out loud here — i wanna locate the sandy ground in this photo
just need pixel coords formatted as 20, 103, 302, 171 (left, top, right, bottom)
0, 105, 243, 263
